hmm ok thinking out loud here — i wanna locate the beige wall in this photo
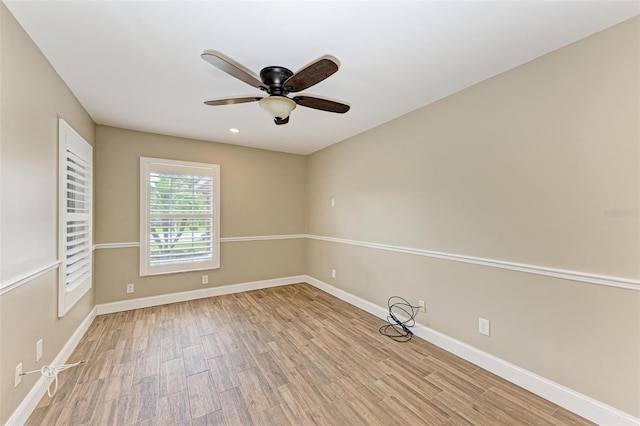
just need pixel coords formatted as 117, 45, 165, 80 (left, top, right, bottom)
306, 17, 640, 416
94, 126, 306, 304
0, 4, 96, 423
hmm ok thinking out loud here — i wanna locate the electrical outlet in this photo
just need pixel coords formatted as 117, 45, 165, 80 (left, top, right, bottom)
36, 339, 43, 362
331, 269, 336, 279
331, 198, 335, 207
126, 283, 134, 294
418, 300, 426, 313
15, 363, 22, 387
479, 317, 491, 336
202, 275, 209, 285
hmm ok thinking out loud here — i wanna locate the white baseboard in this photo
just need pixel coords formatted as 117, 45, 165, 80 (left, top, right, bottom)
305, 275, 640, 426
5, 306, 97, 426
96, 275, 306, 315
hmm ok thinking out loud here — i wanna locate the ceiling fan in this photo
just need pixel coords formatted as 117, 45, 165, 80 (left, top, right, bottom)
201, 50, 350, 125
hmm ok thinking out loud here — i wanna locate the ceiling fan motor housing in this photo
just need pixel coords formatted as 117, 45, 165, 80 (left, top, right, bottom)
260, 66, 294, 95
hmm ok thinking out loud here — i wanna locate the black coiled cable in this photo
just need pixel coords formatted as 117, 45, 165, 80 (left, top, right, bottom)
378, 296, 420, 342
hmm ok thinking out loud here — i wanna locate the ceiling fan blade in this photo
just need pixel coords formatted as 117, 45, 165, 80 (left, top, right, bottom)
204, 96, 262, 106
274, 116, 289, 125
293, 96, 350, 113
284, 56, 339, 93
201, 50, 267, 90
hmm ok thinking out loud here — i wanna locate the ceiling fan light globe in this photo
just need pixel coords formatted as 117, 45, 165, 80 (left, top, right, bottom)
259, 96, 297, 120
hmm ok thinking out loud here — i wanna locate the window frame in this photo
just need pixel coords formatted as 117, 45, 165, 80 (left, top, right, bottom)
139, 157, 220, 277
58, 119, 93, 317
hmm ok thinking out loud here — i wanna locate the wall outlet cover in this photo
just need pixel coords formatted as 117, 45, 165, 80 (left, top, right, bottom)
479, 317, 491, 336
15, 363, 22, 387
36, 339, 43, 362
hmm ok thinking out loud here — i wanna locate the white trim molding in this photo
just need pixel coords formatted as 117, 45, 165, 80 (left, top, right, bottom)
305, 275, 640, 426
220, 234, 306, 243
6, 306, 97, 426
96, 275, 306, 315
306, 234, 640, 291
0, 261, 62, 296
93, 234, 307, 250
94, 242, 140, 250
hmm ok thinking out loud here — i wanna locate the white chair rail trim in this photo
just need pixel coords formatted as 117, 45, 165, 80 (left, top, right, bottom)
305, 234, 640, 291
0, 261, 62, 296
6, 234, 637, 296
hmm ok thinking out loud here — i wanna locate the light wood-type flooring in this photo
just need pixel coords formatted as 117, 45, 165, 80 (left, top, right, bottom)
27, 283, 594, 425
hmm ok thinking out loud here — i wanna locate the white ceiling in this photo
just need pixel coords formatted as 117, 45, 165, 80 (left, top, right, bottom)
5, 1, 639, 155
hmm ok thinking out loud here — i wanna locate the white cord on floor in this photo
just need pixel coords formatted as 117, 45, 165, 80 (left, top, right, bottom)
20, 360, 85, 397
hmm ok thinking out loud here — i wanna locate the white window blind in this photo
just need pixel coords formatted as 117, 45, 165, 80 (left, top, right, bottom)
59, 119, 93, 317
140, 158, 220, 276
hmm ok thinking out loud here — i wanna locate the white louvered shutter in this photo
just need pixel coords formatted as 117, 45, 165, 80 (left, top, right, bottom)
59, 119, 93, 317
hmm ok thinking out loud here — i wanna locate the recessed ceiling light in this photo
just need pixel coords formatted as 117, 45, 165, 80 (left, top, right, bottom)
229, 128, 239, 133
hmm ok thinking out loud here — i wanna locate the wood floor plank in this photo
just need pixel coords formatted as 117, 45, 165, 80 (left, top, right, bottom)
226, 347, 257, 373
159, 357, 187, 396
471, 367, 560, 415
286, 365, 336, 407
125, 375, 159, 424
375, 373, 450, 423
250, 403, 291, 425
218, 386, 253, 425
180, 325, 202, 348
54, 377, 106, 425
159, 334, 183, 362
266, 338, 300, 370
103, 360, 135, 401
76, 348, 113, 384
277, 382, 317, 424
481, 387, 566, 426
115, 336, 143, 364
253, 351, 290, 389
187, 371, 221, 419
192, 409, 226, 425
137, 329, 162, 352
156, 390, 191, 426
93, 328, 121, 354
26, 283, 595, 426
337, 370, 389, 404
132, 347, 160, 381
183, 344, 208, 377
92, 395, 129, 425
377, 354, 437, 381
344, 393, 397, 425
379, 394, 433, 423
201, 332, 224, 359
428, 369, 486, 397
241, 329, 272, 355
552, 406, 597, 426
26, 401, 65, 426
207, 355, 240, 392
238, 367, 276, 414
432, 390, 496, 425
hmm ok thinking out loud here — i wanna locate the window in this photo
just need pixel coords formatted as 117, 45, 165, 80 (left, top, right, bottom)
140, 157, 220, 276
58, 119, 93, 317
